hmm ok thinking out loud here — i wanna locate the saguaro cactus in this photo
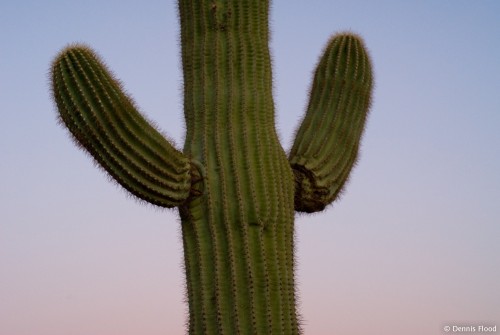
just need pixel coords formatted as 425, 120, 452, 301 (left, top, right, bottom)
51, 1, 372, 334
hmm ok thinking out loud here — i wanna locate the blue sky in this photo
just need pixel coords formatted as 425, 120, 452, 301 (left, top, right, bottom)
1, 1, 499, 334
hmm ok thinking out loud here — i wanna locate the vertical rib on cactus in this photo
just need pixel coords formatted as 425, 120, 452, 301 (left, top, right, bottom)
51, 2, 373, 334
289, 33, 373, 213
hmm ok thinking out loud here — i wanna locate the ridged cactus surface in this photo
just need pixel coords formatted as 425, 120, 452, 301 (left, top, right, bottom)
51, 1, 373, 334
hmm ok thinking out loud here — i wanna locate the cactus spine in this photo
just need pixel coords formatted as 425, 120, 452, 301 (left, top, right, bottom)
51, 1, 373, 334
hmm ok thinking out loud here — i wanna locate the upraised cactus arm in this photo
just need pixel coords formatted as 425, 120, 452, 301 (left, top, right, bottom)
51, 46, 193, 207
289, 33, 373, 213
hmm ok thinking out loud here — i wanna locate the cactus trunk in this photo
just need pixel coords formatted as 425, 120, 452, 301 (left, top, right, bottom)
178, 1, 298, 334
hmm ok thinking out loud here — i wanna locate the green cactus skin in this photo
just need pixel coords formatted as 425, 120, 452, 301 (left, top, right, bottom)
51, 1, 373, 334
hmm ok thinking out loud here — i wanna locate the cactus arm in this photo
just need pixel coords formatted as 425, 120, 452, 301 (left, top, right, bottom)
51, 45, 192, 208
289, 33, 373, 213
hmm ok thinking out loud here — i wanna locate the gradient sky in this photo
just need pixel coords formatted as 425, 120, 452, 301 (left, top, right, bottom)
1, 1, 499, 334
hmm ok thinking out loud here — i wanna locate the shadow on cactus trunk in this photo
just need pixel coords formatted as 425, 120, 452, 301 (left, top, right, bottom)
51, 1, 373, 334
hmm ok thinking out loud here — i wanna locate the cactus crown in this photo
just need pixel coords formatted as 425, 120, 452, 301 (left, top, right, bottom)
51, 2, 373, 334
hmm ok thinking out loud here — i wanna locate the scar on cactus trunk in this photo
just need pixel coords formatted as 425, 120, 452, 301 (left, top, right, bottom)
51, 1, 373, 334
